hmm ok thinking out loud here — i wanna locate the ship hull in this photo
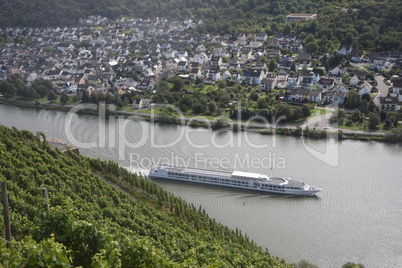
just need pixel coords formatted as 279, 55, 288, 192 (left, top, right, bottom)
149, 171, 319, 196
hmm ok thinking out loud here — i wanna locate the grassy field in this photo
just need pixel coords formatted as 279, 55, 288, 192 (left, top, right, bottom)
308, 108, 331, 120
337, 122, 388, 133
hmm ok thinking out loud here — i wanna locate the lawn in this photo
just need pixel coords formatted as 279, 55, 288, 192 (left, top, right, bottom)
308, 108, 331, 120
337, 122, 389, 133
117, 105, 132, 111
34, 96, 49, 102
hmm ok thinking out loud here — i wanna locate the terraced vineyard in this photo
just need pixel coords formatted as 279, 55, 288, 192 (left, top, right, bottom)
0, 124, 290, 267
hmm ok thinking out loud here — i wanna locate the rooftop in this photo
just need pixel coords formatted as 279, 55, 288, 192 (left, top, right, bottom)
286, 13, 317, 18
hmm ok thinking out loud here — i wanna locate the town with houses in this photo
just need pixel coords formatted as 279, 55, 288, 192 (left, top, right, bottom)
1, 15, 402, 114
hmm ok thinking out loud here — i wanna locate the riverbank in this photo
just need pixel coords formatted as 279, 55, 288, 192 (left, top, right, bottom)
0, 98, 397, 143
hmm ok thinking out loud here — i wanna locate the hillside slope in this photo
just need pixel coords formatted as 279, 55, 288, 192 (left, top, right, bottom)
0, 124, 291, 267
1, 0, 401, 51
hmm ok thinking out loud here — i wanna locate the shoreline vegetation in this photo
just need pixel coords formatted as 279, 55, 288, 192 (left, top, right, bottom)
1, 98, 397, 143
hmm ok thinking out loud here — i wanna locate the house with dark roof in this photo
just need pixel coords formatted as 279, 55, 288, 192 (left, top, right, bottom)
298, 53, 312, 67
337, 44, 352, 55
350, 51, 364, 62
392, 79, 402, 94
260, 78, 276, 91
378, 97, 400, 112
242, 69, 265, 85
318, 78, 335, 92
324, 91, 348, 105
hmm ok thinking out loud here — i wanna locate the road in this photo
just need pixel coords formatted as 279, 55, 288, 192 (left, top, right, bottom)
374, 75, 391, 105
1, 98, 385, 137
349, 62, 391, 105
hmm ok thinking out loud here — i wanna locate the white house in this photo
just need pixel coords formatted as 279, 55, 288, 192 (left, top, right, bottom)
196, 44, 206, 51
350, 51, 364, 62
337, 44, 352, 55
324, 91, 348, 105
260, 78, 276, 91
350, 75, 360, 86
240, 47, 253, 60
64, 81, 77, 93
222, 70, 232, 81
242, 69, 265, 85
286, 75, 299, 88
308, 91, 322, 103
372, 58, 389, 70
336, 83, 348, 93
205, 65, 221, 82
392, 79, 402, 94
378, 97, 400, 112
318, 78, 335, 93
358, 81, 372, 95
330, 65, 345, 76
194, 52, 210, 65
249, 41, 263, 48
177, 61, 188, 72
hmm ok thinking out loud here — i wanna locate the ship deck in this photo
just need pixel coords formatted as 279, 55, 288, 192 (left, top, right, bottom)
157, 165, 306, 187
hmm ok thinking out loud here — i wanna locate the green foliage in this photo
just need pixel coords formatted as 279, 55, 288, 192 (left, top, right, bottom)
217, 80, 227, 89
0, 0, 401, 51
368, 112, 380, 130
171, 77, 184, 92
345, 90, 362, 109
47, 90, 57, 101
60, 91, 69, 105
384, 127, 402, 142
342, 262, 366, 268
0, 124, 291, 267
268, 59, 277, 72
292, 259, 318, 268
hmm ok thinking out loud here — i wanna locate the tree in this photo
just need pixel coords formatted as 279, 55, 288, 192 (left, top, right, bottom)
90, 92, 98, 104
257, 97, 268, 109
384, 127, 402, 142
276, 104, 292, 122
172, 77, 184, 91
268, 59, 277, 72
283, 23, 292, 34
192, 102, 205, 114
292, 259, 319, 268
208, 101, 216, 114
291, 62, 296, 72
0, 81, 16, 99
212, 119, 228, 130
36, 85, 48, 97
305, 34, 315, 44
60, 91, 69, 105
305, 42, 318, 54
360, 99, 369, 114
368, 101, 376, 112
47, 90, 57, 101
342, 262, 366, 268
217, 80, 226, 89
82, 90, 90, 103
368, 112, 380, 130
345, 90, 362, 109
302, 105, 311, 117
24, 87, 38, 99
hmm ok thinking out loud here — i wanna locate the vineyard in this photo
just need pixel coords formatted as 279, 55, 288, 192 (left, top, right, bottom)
0, 124, 291, 267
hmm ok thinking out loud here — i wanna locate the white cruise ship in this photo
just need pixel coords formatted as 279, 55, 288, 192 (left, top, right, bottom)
148, 164, 322, 196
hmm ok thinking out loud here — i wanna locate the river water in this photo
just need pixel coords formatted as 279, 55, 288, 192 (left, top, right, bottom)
0, 104, 401, 267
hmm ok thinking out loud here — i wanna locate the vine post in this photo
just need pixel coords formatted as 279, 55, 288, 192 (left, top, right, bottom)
42, 187, 49, 211
1, 182, 12, 248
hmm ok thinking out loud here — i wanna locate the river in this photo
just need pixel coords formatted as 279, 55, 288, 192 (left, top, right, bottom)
0, 104, 401, 267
